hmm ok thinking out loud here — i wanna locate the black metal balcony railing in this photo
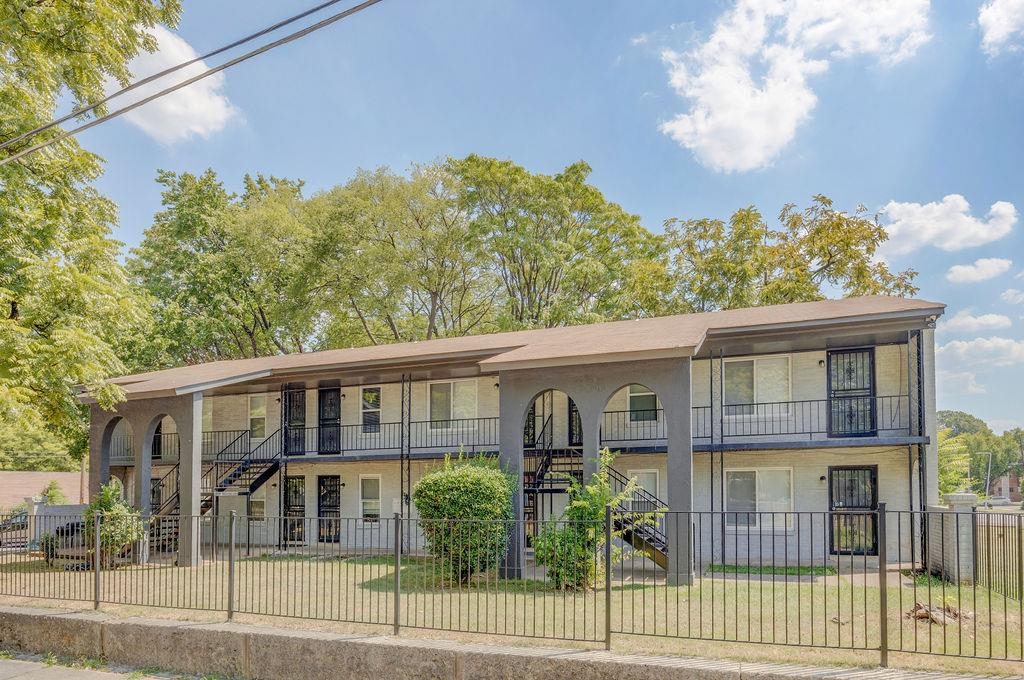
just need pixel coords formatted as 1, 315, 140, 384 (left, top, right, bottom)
109, 395, 915, 465
410, 417, 499, 451
600, 409, 666, 443
280, 418, 500, 457
692, 395, 910, 440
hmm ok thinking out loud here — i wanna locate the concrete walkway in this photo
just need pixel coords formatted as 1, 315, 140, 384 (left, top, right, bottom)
0, 659, 141, 679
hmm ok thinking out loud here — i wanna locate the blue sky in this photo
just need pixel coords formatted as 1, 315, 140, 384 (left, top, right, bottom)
77, 1, 1024, 431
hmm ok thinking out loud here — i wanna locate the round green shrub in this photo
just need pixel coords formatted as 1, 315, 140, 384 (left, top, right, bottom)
412, 456, 514, 583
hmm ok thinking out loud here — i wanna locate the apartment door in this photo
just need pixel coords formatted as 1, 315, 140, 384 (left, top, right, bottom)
283, 476, 306, 543
828, 466, 878, 555
568, 398, 582, 447
523, 403, 537, 449
318, 388, 341, 454
317, 475, 341, 542
827, 349, 876, 437
283, 388, 306, 455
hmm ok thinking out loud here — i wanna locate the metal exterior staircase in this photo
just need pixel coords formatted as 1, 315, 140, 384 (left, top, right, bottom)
606, 467, 669, 569
147, 430, 280, 552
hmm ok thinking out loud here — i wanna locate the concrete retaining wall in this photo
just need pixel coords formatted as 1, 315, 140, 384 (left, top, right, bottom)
0, 604, 910, 680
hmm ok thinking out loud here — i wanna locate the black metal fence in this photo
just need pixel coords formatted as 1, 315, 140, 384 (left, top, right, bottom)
1, 508, 1021, 667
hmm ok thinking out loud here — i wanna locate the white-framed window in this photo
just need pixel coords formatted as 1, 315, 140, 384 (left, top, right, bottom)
428, 380, 477, 428
725, 468, 793, 528
626, 469, 660, 511
202, 398, 214, 432
361, 387, 381, 434
248, 499, 266, 519
627, 385, 659, 422
359, 475, 381, 523
723, 356, 791, 416
248, 394, 267, 439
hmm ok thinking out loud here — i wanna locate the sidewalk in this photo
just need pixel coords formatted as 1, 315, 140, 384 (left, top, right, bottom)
0, 658, 142, 679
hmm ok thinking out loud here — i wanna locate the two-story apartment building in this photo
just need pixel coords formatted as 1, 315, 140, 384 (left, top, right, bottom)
83, 295, 943, 577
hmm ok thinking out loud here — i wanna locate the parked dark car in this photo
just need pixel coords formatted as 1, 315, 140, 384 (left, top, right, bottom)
0, 511, 28, 548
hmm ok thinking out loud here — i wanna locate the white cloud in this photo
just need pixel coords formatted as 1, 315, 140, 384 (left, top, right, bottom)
880, 195, 1017, 256
937, 336, 1024, 366
937, 370, 987, 395
656, 0, 930, 172
946, 258, 1013, 283
979, 0, 1024, 55
1002, 288, 1024, 304
940, 310, 1012, 333
110, 26, 239, 145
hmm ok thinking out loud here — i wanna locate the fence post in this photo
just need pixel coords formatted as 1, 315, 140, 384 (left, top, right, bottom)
93, 513, 101, 610
604, 504, 612, 652
228, 511, 236, 620
393, 512, 402, 636
876, 502, 888, 668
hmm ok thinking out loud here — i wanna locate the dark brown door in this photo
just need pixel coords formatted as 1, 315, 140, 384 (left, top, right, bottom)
829, 466, 878, 555
568, 398, 582, 447
318, 388, 341, 454
284, 476, 305, 542
827, 349, 876, 437
317, 475, 341, 542
284, 388, 306, 455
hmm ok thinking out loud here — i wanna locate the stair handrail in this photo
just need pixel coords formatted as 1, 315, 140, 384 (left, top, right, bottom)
605, 466, 668, 546
531, 415, 556, 486
210, 428, 282, 493
152, 464, 180, 516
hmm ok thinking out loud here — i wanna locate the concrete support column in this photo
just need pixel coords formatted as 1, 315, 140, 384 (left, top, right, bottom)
88, 405, 113, 498
579, 406, 602, 483
178, 393, 203, 566
497, 371, 525, 579
132, 417, 153, 517
921, 327, 940, 506
664, 359, 693, 585
927, 492, 977, 583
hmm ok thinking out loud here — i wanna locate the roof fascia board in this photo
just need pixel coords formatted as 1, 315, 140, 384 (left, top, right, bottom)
693, 307, 944, 356
268, 345, 525, 378
481, 346, 694, 372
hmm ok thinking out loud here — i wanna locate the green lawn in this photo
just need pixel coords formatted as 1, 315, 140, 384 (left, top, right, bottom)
0, 552, 1021, 676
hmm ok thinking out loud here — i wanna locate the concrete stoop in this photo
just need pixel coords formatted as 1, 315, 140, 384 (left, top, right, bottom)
0, 606, 1001, 680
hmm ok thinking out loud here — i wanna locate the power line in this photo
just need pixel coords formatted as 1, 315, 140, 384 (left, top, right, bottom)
0, 0, 385, 167
0, 0, 353, 153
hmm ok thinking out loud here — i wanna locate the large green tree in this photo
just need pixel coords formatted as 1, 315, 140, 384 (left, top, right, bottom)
0, 0, 179, 458
298, 164, 497, 346
449, 155, 663, 328
129, 170, 310, 365
660, 195, 918, 312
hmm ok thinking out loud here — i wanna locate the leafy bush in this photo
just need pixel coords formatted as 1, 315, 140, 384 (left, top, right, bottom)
39, 532, 58, 566
39, 480, 68, 505
412, 454, 514, 583
84, 480, 144, 568
534, 449, 647, 590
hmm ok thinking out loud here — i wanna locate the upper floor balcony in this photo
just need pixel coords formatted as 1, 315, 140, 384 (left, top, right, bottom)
105, 342, 926, 464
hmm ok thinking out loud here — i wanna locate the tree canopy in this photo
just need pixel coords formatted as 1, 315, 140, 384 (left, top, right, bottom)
127, 160, 918, 367
0, 0, 180, 460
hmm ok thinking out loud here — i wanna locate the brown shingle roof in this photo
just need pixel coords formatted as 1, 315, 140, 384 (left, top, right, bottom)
96, 296, 943, 400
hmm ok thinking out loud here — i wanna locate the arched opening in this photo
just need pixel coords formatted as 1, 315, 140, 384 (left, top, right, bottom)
521, 388, 582, 546
145, 413, 180, 517
600, 383, 669, 571
100, 417, 134, 494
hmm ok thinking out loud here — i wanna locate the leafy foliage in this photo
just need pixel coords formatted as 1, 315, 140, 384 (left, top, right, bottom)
661, 195, 917, 312
83, 480, 144, 568
936, 412, 1024, 496
0, 0, 180, 457
411, 455, 514, 583
38, 480, 68, 505
534, 449, 642, 590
